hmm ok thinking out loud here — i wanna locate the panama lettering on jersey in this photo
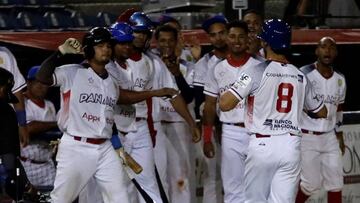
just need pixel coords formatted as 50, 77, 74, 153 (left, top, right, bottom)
53, 64, 118, 138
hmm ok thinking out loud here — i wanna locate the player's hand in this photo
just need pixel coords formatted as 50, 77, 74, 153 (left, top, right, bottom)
154, 88, 178, 98
19, 126, 29, 147
336, 131, 345, 155
187, 36, 201, 62
162, 55, 181, 76
203, 142, 215, 158
191, 125, 201, 143
58, 38, 82, 55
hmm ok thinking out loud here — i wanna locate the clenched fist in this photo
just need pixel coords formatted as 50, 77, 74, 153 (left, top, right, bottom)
191, 125, 201, 143
58, 38, 82, 55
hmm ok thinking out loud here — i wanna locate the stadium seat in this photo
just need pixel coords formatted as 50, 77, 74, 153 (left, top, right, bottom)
42, 10, 73, 31
15, 11, 44, 31
0, 0, 23, 5
70, 11, 94, 30
0, 13, 16, 30
96, 12, 117, 27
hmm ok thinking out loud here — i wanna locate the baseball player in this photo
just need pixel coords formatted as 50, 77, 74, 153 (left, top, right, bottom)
20, 66, 58, 187
0, 46, 29, 146
296, 37, 346, 203
36, 27, 129, 203
154, 24, 199, 203
106, 21, 181, 203
243, 10, 264, 57
0, 67, 39, 202
193, 14, 228, 203
125, 12, 200, 203
219, 19, 328, 203
153, 14, 201, 63
203, 20, 261, 203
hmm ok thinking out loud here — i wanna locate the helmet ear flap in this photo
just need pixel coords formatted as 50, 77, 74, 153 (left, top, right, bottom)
83, 45, 94, 59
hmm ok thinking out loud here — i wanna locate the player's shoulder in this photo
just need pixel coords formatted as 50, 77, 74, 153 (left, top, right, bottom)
333, 68, 345, 79
0, 46, 14, 59
299, 63, 316, 75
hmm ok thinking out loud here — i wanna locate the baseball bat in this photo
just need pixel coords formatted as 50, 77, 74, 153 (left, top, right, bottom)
123, 166, 154, 203
111, 134, 143, 174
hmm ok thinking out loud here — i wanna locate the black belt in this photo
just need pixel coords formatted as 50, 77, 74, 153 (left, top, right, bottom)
223, 122, 245, 128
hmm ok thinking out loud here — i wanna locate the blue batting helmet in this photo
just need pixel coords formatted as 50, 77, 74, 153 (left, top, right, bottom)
110, 22, 134, 43
129, 12, 154, 31
257, 19, 291, 51
202, 15, 228, 33
27, 65, 40, 80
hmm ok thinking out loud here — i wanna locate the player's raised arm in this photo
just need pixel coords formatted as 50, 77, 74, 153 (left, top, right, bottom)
36, 38, 82, 85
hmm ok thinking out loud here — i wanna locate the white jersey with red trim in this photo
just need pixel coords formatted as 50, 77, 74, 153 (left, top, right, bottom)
145, 51, 178, 122
25, 99, 57, 123
159, 59, 195, 122
0, 46, 26, 93
193, 53, 223, 87
229, 60, 324, 135
127, 53, 155, 119
300, 63, 346, 132
204, 55, 261, 123
106, 60, 137, 132
53, 64, 118, 138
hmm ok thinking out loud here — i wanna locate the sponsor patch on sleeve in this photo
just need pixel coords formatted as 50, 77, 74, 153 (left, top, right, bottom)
233, 73, 252, 89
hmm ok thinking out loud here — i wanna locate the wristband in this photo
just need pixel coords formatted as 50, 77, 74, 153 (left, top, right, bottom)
15, 110, 26, 126
203, 125, 213, 143
110, 134, 122, 150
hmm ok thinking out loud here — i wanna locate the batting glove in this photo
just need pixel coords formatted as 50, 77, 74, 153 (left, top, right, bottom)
58, 38, 82, 55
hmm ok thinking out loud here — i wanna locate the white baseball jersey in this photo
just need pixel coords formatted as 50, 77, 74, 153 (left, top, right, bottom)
159, 59, 195, 122
21, 97, 57, 186
127, 53, 155, 119
145, 51, 178, 122
53, 64, 118, 138
229, 60, 324, 135
204, 55, 261, 123
0, 46, 26, 93
300, 63, 346, 132
106, 60, 137, 132
193, 52, 224, 87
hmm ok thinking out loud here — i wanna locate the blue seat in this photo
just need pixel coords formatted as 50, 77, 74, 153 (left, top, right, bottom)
43, 10, 73, 30
96, 12, 116, 27
70, 11, 94, 30
15, 11, 44, 31
0, 13, 16, 30
0, 0, 23, 5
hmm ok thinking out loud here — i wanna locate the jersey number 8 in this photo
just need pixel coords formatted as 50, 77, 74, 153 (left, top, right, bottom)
276, 83, 294, 113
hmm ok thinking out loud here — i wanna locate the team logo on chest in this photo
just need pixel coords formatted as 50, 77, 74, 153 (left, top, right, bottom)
79, 93, 116, 107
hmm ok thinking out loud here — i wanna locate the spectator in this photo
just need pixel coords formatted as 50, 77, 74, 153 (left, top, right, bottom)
20, 66, 58, 188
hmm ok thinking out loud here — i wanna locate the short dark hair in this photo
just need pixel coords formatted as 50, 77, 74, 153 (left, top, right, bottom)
226, 20, 249, 34
154, 25, 178, 40
243, 9, 263, 20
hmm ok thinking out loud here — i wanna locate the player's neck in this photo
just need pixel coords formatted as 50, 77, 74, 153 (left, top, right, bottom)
88, 61, 108, 78
213, 47, 228, 59
115, 58, 127, 69
315, 61, 333, 78
266, 52, 288, 64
